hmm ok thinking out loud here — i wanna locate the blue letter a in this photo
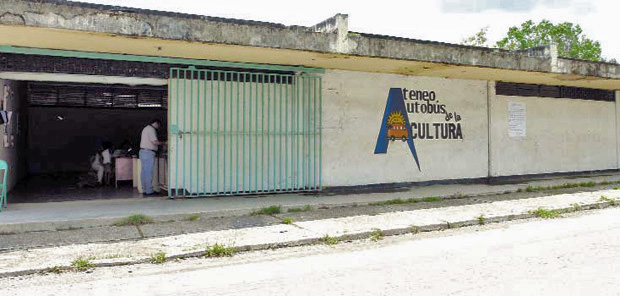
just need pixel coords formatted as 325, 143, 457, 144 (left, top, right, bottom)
374, 88, 421, 171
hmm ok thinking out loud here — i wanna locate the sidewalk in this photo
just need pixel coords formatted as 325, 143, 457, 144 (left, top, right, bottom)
1, 173, 620, 233
0, 187, 618, 278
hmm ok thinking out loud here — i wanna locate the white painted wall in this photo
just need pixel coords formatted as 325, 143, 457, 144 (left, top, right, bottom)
321, 70, 489, 187
489, 88, 617, 176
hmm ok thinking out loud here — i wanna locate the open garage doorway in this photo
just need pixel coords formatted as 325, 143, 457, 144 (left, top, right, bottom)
9, 81, 167, 203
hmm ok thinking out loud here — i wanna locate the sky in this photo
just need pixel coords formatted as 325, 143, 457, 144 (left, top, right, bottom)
80, 0, 620, 60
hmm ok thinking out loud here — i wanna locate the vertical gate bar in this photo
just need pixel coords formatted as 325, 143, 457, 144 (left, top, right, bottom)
278, 75, 283, 191
318, 76, 323, 189
307, 76, 312, 190
195, 70, 200, 195
229, 74, 234, 194
216, 71, 221, 194
242, 72, 246, 193
261, 74, 269, 192
182, 69, 188, 196
266, 74, 271, 192
305, 75, 310, 190
295, 75, 300, 189
301, 74, 306, 190
254, 73, 259, 193
189, 70, 194, 196
313, 76, 318, 189
210, 72, 214, 194
285, 77, 289, 191
203, 71, 207, 195
236, 72, 240, 194
260, 74, 265, 192
222, 72, 232, 194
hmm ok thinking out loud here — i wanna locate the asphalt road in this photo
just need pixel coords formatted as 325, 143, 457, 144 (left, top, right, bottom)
2, 208, 619, 296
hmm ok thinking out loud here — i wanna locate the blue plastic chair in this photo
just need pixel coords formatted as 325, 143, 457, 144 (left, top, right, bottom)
0, 160, 7, 211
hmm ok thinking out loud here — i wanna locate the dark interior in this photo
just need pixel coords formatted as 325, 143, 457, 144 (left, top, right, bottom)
10, 81, 167, 203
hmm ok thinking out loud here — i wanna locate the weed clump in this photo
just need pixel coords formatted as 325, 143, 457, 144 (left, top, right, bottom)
205, 243, 236, 257
529, 207, 562, 219
71, 257, 94, 271
114, 214, 154, 226
149, 252, 167, 264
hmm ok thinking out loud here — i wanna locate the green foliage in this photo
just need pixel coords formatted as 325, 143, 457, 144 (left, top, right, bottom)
529, 207, 562, 219
72, 257, 94, 271
571, 203, 582, 212
114, 214, 154, 226
420, 196, 441, 203
495, 19, 602, 61
477, 215, 485, 225
204, 243, 236, 257
185, 215, 200, 221
370, 228, 383, 241
322, 234, 340, 245
282, 217, 293, 224
251, 205, 282, 216
461, 26, 489, 47
599, 196, 616, 205
287, 205, 313, 213
149, 252, 167, 264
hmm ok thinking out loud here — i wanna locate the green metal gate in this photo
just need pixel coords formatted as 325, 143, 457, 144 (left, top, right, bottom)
168, 67, 322, 197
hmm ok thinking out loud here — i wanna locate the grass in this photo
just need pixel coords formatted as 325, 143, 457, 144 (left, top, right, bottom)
571, 203, 583, 212
599, 196, 616, 205
251, 205, 282, 216
477, 215, 485, 225
149, 252, 167, 264
370, 228, 383, 241
204, 243, 236, 257
523, 182, 600, 193
369, 196, 442, 206
322, 234, 340, 245
529, 207, 562, 219
614, 187, 619, 190
114, 214, 154, 226
287, 205, 313, 213
71, 257, 94, 271
282, 217, 293, 224
420, 196, 441, 202
410, 226, 420, 234
185, 215, 200, 221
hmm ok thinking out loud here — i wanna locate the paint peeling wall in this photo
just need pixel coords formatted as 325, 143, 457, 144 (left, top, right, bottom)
0, 80, 26, 191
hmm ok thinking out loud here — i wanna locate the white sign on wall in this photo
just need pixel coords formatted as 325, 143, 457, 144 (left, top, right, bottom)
508, 101, 526, 137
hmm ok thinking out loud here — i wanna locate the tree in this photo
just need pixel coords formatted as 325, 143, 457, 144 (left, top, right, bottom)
461, 27, 489, 47
495, 20, 602, 61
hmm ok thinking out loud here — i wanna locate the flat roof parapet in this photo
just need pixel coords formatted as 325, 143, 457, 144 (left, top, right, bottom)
0, 0, 619, 83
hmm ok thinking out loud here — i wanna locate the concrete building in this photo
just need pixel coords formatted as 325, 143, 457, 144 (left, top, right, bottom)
1, 0, 620, 200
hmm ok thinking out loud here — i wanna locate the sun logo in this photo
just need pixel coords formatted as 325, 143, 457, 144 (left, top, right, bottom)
387, 112, 406, 126
386, 111, 409, 142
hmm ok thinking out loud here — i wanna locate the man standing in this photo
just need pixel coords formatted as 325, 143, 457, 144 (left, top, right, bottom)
140, 119, 164, 196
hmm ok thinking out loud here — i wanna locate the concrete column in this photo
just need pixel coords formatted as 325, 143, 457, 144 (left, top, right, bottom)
616, 91, 620, 169
487, 81, 496, 178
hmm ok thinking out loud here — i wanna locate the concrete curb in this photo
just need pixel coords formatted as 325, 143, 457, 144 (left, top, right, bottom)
0, 200, 614, 279
0, 192, 491, 234
0, 184, 566, 234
